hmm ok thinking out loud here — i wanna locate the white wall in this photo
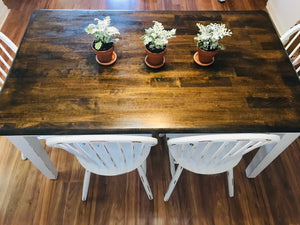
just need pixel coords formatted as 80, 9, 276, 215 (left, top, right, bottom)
0, 1, 10, 30
267, 0, 300, 36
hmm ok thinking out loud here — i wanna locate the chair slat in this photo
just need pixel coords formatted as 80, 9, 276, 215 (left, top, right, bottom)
89, 143, 109, 168
286, 30, 300, 50
117, 143, 127, 165
289, 42, 300, 59
0, 55, 10, 70
0, 43, 14, 61
230, 140, 256, 157
208, 142, 228, 164
197, 142, 213, 161
0, 33, 17, 90
280, 25, 300, 78
103, 143, 117, 168
220, 141, 243, 160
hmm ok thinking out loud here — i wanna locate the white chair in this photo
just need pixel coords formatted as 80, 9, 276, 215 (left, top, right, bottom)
164, 133, 280, 201
0, 32, 17, 91
0, 33, 26, 160
46, 135, 157, 201
280, 24, 300, 78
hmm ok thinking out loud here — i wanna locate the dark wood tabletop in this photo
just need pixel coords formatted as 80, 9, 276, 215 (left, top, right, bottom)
0, 10, 299, 135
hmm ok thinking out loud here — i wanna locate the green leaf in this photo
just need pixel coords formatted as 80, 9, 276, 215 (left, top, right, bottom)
219, 45, 226, 50
95, 42, 102, 50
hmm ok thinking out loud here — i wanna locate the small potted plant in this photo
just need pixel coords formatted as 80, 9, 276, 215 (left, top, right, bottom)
85, 16, 120, 65
141, 21, 176, 68
194, 23, 232, 66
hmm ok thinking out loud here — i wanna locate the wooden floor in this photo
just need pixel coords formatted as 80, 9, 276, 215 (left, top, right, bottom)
1, 0, 300, 225
0, 135, 299, 225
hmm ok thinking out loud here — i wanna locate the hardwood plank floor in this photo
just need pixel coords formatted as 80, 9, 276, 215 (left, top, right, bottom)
1, 0, 299, 224
0, 135, 299, 225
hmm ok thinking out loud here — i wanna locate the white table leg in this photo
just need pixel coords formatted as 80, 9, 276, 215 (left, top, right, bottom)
6, 136, 58, 179
246, 133, 299, 178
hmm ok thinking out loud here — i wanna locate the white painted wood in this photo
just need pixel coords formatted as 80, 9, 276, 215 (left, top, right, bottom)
21, 152, 27, 160
246, 133, 300, 178
168, 150, 176, 177
137, 166, 153, 200
227, 168, 234, 197
141, 159, 147, 174
46, 135, 157, 201
164, 134, 280, 201
164, 165, 183, 201
6, 136, 58, 179
82, 170, 91, 201
0, 32, 17, 91
280, 24, 300, 76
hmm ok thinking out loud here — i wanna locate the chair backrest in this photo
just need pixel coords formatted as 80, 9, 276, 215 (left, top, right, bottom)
46, 135, 158, 176
280, 24, 300, 76
167, 133, 280, 174
0, 32, 17, 91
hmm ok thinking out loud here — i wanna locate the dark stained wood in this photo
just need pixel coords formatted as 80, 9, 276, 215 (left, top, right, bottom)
0, 10, 299, 135
0, 135, 300, 225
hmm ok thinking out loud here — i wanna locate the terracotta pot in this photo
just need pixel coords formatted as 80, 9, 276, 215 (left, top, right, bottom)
145, 47, 167, 66
197, 47, 219, 64
92, 45, 114, 63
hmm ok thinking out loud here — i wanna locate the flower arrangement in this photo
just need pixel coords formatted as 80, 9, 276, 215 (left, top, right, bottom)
194, 23, 232, 51
141, 21, 176, 53
85, 16, 120, 51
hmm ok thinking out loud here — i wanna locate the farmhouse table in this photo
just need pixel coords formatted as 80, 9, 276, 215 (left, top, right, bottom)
0, 10, 299, 179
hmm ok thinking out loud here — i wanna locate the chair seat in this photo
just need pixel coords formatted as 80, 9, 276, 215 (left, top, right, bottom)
174, 155, 242, 175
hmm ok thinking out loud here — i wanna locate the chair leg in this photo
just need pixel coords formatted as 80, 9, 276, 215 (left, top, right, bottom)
164, 165, 184, 202
169, 151, 176, 177
21, 152, 27, 160
141, 159, 147, 174
82, 170, 91, 201
227, 168, 234, 197
137, 165, 153, 200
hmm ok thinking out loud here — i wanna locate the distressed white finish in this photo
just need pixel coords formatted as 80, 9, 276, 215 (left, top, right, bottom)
46, 135, 157, 201
6, 136, 58, 179
164, 133, 280, 201
280, 24, 300, 77
0, 32, 17, 90
246, 133, 300, 178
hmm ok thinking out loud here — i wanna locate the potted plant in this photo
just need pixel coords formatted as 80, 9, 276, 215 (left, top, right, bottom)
194, 23, 232, 66
85, 16, 120, 65
141, 21, 176, 68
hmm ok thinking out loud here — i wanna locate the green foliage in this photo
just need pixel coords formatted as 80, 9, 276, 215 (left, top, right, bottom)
141, 21, 176, 52
194, 23, 232, 51
85, 16, 120, 50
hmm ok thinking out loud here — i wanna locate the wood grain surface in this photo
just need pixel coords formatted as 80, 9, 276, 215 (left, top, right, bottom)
0, 10, 299, 135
